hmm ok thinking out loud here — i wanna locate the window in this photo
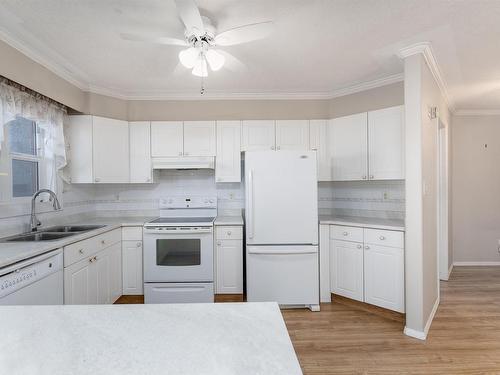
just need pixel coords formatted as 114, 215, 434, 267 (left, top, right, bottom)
6, 117, 41, 198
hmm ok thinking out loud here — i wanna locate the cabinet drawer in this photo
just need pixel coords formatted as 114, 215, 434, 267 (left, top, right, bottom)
216, 226, 243, 240
64, 229, 121, 267
364, 228, 404, 248
330, 225, 363, 242
122, 226, 143, 241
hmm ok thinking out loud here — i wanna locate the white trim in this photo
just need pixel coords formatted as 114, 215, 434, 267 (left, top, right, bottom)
403, 296, 439, 341
448, 263, 453, 279
398, 42, 454, 112
453, 261, 500, 266
454, 109, 500, 116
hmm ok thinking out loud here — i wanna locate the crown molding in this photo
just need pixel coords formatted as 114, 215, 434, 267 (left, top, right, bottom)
454, 109, 500, 116
398, 42, 455, 112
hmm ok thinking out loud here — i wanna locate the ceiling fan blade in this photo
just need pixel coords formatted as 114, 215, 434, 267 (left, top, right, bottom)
120, 33, 188, 46
217, 50, 247, 73
174, 0, 205, 37
214, 21, 274, 46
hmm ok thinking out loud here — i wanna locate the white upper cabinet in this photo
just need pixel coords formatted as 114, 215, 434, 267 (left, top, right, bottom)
151, 121, 183, 157
66, 115, 93, 183
368, 105, 405, 180
92, 116, 130, 183
309, 119, 331, 181
216, 121, 241, 183
241, 120, 276, 151
275, 120, 309, 150
331, 113, 368, 181
183, 121, 216, 156
129, 121, 152, 183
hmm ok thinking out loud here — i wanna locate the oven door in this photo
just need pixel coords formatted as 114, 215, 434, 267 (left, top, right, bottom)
143, 226, 213, 282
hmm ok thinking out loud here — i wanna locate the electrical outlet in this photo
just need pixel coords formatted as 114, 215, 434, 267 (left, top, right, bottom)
229, 193, 234, 200
383, 192, 388, 200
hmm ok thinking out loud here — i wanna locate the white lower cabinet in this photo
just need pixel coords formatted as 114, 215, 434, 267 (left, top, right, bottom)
64, 230, 122, 305
122, 240, 143, 295
327, 225, 405, 313
215, 226, 243, 294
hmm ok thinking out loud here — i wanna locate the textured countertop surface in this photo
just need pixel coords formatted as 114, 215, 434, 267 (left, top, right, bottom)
319, 215, 405, 231
0, 216, 154, 269
214, 215, 244, 226
0, 302, 302, 375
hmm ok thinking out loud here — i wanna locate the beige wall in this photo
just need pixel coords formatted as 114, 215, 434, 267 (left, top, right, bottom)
452, 114, 500, 263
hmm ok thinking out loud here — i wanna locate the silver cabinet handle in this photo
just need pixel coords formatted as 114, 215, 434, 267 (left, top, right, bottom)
277, 146, 281, 150
370, 175, 374, 179
343, 231, 348, 236
137, 242, 142, 247
364, 245, 370, 250
101, 240, 105, 245
93, 256, 97, 261
357, 244, 362, 249
379, 236, 386, 240
270, 146, 275, 150
95, 177, 101, 182
146, 178, 151, 182
362, 175, 367, 180
217, 241, 221, 246
79, 249, 84, 254
89, 257, 94, 263
227, 231, 232, 236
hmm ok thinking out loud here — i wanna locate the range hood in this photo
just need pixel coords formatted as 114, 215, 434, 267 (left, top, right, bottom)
152, 156, 215, 170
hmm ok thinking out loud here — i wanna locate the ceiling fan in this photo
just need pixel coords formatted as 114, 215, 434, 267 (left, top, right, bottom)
121, 0, 274, 79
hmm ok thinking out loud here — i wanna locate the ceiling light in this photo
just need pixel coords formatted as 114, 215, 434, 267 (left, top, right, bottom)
179, 47, 199, 68
192, 57, 208, 77
205, 49, 225, 71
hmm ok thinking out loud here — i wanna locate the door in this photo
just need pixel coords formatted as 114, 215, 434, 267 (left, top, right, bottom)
246, 245, 319, 305
67, 115, 93, 183
241, 120, 275, 151
275, 120, 309, 150
151, 121, 183, 157
108, 242, 122, 303
95, 249, 110, 304
368, 105, 405, 180
183, 121, 216, 156
143, 228, 214, 282
330, 239, 364, 301
331, 113, 368, 181
364, 244, 404, 312
122, 240, 143, 295
216, 239, 243, 294
310, 119, 332, 181
245, 151, 318, 245
129, 121, 152, 183
215, 121, 241, 182
92, 116, 130, 183
64, 256, 96, 304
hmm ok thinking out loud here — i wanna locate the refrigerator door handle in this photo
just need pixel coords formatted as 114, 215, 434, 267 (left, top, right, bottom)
248, 248, 317, 255
248, 169, 254, 239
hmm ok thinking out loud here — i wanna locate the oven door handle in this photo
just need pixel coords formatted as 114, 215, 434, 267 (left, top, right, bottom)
143, 228, 213, 234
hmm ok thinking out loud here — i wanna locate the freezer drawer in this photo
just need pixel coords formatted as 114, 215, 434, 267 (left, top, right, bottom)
144, 282, 214, 304
246, 245, 319, 306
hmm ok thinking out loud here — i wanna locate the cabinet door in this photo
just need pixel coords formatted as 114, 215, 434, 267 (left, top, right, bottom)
129, 121, 152, 183
331, 113, 368, 181
183, 121, 216, 156
216, 239, 243, 294
364, 244, 405, 312
310, 119, 332, 181
64, 256, 97, 304
92, 116, 130, 183
151, 121, 183, 157
275, 120, 309, 150
122, 240, 143, 295
330, 239, 364, 301
95, 249, 110, 304
216, 121, 241, 183
66, 115, 93, 183
241, 120, 276, 151
108, 242, 123, 303
368, 105, 405, 180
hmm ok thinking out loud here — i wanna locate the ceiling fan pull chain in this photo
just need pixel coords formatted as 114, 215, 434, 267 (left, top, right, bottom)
200, 76, 205, 95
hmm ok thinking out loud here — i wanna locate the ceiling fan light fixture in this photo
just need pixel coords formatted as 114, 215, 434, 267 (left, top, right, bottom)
192, 56, 208, 77
205, 49, 225, 71
179, 47, 199, 68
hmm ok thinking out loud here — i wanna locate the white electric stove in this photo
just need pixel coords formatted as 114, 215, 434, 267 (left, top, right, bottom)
143, 196, 216, 304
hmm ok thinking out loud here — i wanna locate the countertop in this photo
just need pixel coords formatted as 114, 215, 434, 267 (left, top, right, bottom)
0, 216, 154, 269
319, 215, 405, 231
0, 302, 302, 375
214, 215, 244, 226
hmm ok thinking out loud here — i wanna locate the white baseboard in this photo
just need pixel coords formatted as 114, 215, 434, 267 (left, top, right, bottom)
404, 296, 440, 341
453, 261, 500, 266
448, 264, 454, 279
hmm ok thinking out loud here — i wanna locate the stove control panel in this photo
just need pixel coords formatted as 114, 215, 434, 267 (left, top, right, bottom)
159, 196, 217, 209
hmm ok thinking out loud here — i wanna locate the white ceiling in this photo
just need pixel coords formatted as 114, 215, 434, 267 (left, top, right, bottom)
0, 0, 500, 109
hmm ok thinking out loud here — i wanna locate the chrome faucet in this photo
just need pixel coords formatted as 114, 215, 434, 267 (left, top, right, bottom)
30, 189, 61, 231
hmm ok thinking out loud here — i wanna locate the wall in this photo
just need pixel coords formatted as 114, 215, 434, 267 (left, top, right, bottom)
451, 114, 500, 264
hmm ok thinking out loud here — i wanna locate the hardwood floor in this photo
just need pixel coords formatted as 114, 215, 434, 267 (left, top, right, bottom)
282, 266, 500, 374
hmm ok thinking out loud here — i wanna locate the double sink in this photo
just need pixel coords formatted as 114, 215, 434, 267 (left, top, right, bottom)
1, 225, 105, 242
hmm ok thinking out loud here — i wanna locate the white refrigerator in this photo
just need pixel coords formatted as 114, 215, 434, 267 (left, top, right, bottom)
245, 150, 319, 311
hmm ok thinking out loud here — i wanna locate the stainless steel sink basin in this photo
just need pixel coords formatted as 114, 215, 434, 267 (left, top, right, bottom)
3, 232, 77, 242
41, 225, 105, 233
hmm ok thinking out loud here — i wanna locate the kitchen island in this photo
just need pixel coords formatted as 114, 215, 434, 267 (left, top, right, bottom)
0, 302, 302, 375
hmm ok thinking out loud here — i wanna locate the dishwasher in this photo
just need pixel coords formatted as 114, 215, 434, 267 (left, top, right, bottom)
0, 248, 63, 305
